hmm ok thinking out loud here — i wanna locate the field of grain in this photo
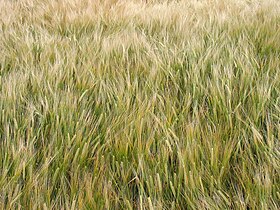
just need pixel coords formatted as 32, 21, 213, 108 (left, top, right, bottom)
0, 0, 280, 209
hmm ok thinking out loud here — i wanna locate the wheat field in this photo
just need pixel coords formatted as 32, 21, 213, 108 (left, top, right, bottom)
0, 0, 280, 209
